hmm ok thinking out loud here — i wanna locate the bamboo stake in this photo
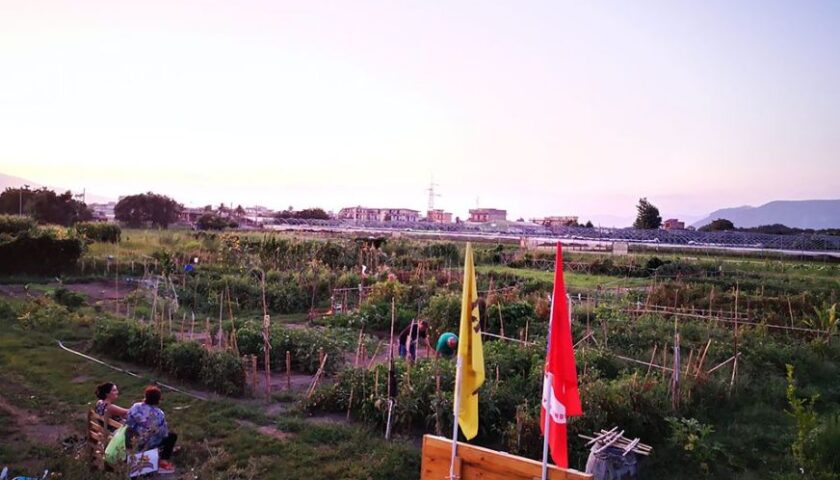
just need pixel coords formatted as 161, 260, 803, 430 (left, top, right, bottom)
286, 351, 292, 390
306, 354, 329, 399
694, 339, 712, 378
354, 326, 366, 367
731, 283, 740, 395
684, 348, 694, 376
498, 299, 505, 338
366, 341, 382, 370
788, 296, 795, 329
706, 353, 739, 374
645, 344, 658, 379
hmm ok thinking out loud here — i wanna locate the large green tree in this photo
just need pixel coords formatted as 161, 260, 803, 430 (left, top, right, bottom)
275, 207, 330, 220
0, 187, 92, 226
633, 197, 662, 229
699, 218, 735, 232
114, 192, 183, 228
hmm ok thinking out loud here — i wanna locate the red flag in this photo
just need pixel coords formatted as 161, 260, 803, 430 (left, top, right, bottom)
540, 242, 582, 468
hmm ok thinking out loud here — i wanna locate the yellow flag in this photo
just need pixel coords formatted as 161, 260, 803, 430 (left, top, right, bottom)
457, 242, 485, 440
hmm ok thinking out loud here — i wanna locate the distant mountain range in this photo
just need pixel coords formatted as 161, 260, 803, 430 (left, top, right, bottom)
692, 200, 840, 229
0, 172, 113, 204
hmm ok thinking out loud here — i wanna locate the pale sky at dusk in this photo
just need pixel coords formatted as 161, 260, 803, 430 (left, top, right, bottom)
1, 1, 838, 225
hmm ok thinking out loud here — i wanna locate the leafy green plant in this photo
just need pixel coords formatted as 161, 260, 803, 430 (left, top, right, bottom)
666, 417, 721, 474
51, 286, 85, 310
804, 303, 838, 344
76, 222, 121, 243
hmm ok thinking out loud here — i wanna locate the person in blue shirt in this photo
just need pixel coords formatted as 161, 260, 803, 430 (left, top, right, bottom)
125, 386, 178, 474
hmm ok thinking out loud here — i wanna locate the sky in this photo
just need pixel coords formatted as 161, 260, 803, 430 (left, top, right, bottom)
1, 0, 838, 226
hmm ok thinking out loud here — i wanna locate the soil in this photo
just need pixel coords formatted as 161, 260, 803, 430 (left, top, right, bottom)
236, 420, 291, 441
0, 394, 73, 445
0, 280, 137, 303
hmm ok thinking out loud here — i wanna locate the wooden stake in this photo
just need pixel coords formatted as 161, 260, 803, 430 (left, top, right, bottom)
694, 339, 712, 378
286, 351, 292, 390
367, 341, 382, 370
354, 326, 366, 367
498, 299, 505, 338
645, 344, 658, 379
306, 353, 329, 399
788, 296, 795, 329
524, 319, 530, 345
251, 355, 258, 396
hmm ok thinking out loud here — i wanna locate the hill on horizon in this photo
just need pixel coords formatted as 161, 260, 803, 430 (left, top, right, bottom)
0, 172, 113, 204
693, 199, 840, 229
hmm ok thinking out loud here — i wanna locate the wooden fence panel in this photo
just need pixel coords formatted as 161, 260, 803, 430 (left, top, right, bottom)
420, 434, 592, 480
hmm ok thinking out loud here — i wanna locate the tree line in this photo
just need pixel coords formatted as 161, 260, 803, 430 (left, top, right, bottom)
3, 187, 836, 235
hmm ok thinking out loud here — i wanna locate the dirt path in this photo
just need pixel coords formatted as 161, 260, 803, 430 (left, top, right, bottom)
0, 394, 73, 445
0, 280, 137, 303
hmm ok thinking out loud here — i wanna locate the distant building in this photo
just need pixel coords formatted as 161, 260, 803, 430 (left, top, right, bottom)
427, 209, 452, 223
533, 216, 579, 227
88, 202, 116, 222
338, 206, 420, 223
468, 208, 507, 223
663, 218, 685, 231
179, 208, 206, 223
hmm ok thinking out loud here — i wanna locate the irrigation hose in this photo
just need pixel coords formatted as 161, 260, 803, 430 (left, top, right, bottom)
55, 340, 208, 401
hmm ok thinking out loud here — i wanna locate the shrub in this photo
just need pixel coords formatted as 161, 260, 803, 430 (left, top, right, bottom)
52, 287, 86, 310
76, 222, 121, 243
16, 299, 72, 331
666, 417, 722, 474
196, 214, 237, 231
0, 230, 84, 275
163, 341, 207, 381
0, 214, 35, 234
236, 321, 367, 374
200, 350, 246, 396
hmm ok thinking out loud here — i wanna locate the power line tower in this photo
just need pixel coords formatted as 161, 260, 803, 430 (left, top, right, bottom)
426, 177, 440, 211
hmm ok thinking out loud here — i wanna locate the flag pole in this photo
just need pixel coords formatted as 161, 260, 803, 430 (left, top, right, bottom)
540, 289, 557, 480
449, 355, 464, 480
541, 370, 554, 480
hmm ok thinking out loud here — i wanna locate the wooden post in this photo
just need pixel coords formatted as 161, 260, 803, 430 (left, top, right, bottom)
787, 296, 795, 329
263, 314, 271, 400
355, 326, 366, 367
435, 359, 442, 436
644, 344, 657, 380
695, 339, 712, 378
286, 351, 292, 390
498, 300, 505, 339
251, 355, 258, 396
524, 319, 530, 345
367, 341, 382, 370
114, 251, 119, 316
205, 317, 211, 346
730, 283, 740, 395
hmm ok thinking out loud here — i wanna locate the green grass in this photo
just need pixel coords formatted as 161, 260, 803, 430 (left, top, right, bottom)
0, 314, 420, 479
476, 264, 653, 289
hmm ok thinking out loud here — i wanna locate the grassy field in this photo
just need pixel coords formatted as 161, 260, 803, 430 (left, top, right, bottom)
0, 305, 419, 480
476, 264, 653, 289
2, 228, 839, 479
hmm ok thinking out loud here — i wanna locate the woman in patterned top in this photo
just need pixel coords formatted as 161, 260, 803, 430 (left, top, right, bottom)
94, 382, 128, 420
126, 385, 178, 474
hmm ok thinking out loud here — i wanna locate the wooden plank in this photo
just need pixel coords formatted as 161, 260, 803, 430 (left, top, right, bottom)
421, 435, 592, 480
106, 417, 124, 430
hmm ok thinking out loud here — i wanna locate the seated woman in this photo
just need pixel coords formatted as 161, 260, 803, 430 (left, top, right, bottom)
126, 385, 178, 474
94, 382, 129, 423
